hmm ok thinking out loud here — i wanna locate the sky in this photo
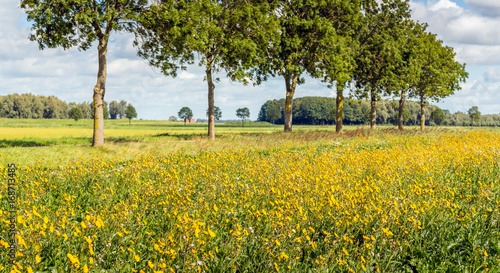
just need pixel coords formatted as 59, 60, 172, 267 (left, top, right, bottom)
1, 0, 500, 120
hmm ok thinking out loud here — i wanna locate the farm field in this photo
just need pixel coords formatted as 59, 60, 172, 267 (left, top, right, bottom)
0, 121, 500, 272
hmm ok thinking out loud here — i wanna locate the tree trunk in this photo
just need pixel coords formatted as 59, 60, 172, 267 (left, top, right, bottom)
284, 75, 298, 133
336, 81, 345, 133
420, 94, 425, 131
92, 38, 108, 146
370, 88, 377, 130
206, 54, 215, 140
398, 90, 407, 131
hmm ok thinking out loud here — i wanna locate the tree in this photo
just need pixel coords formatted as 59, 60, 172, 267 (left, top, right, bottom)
431, 108, 446, 125
69, 107, 83, 124
135, 0, 275, 139
118, 100, 128, 119
468, 106, 481, 125
21, 0, 147, 146
393, 108, 410, 125
125, 104, 137, 125
103, 101, 109, 120
320, 1, 370, 133
109, 100, 119, 119
206, 106, 222, 121
236, 107, 250, 127
414, 32, 468, 131
169, 116, 177, 122
354, 0, 411, 130
178, 107, 193, 126
390, 22, 427, 131
266, 104, 282, 125
251, 0, 351, 133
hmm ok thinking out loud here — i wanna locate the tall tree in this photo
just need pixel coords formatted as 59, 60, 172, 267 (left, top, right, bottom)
319, 0, 369, 133
21, 0, 148, 146
390, 22, 427, 131
252, 0, 350, 132
414, 32, 468, 131
354, 0, 411, 130
135, 0, 275, 139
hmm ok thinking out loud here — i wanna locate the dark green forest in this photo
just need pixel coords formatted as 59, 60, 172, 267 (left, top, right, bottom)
0, 93, 133, 120
258, 97, 500, 127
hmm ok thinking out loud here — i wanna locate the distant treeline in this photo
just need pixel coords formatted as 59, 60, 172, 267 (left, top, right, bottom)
258, 97, 500, 126
0, 93, 133, 120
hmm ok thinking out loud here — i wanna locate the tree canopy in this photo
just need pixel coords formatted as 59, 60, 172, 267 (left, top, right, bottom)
21, 0, 148, 146
135, 0, 276, 139
125, 104, 138, 125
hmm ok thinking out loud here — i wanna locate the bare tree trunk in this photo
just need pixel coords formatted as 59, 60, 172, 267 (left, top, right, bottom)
420, 94, 425, 131
398, 90, 407, 131
206, 54, 215, 140
370, 88, 377, 130
284, 75, 298, 133
92, 38, 108, 146
336, 81, 345, 133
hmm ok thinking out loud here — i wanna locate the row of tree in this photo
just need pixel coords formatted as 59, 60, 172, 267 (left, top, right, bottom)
0, 93, 135, 120
177, 106, 250, 126
259, 97, 495, 126
21, 0, 468, 146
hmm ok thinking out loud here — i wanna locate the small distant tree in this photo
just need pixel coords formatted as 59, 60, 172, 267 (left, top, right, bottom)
169, 116, 177, 122
69, 107, 83, 124
431, 108, 446, 125
267, 105, 281, 125
109, 101, 119, 119
125, 104, 137, 125
119, 100, 128, 119
236, 107, 250, 127
178, 107, 193, 126
206, 106, 222, 121
468, 106, 481, 126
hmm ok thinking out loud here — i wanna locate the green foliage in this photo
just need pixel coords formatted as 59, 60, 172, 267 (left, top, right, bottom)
206, 106, 222, 121
236, 108, 250, 120
394, 108, 411, 124
236, 107, 250, 127
124, 104, 137, 124
169, 116, 178, 122
109, 101, 119, 119
20, 0, 148, 51
0, 93, 68, 119
431, 108, 446, 125
69, 107, 83, 123
414, 31, 468, 105
266, 104, 282, 125
178, 107, 193, 120
468, 106, 481, 125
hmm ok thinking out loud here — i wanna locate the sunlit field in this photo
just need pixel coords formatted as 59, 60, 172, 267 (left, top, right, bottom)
1, 122, 499, 272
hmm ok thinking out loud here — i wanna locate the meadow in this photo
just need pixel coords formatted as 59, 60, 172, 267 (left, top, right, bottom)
0, 119, 499, 272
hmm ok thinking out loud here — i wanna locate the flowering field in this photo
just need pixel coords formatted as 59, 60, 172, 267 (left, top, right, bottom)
1, 131, 500, 272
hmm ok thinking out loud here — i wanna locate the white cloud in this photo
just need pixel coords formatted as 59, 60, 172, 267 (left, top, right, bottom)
429, 0, 461, 11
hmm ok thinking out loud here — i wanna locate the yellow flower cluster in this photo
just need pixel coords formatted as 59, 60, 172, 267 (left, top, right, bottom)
0, 131, 499, 271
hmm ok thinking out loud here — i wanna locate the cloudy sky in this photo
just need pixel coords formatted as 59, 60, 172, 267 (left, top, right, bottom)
1, 0, 499, 120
